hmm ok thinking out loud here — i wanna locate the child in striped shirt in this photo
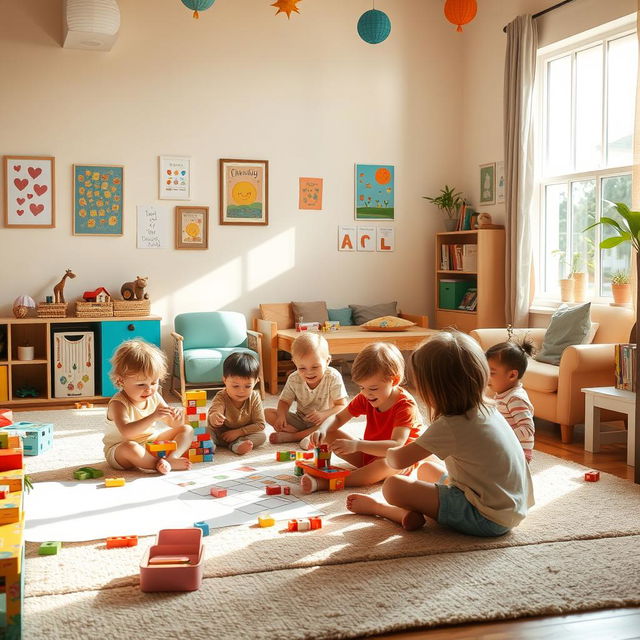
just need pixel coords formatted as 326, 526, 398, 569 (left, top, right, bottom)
486, 341, 535, 463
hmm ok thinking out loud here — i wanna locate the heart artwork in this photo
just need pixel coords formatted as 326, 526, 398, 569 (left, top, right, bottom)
30, 203, 44, 215
28, 167, 42, 179
16, 209, 24, 216
27, 194, 33, 199
13, 165, 21, 171
16, 198, 25, 205
34, 184, 47, 196
13, 178, 28, 191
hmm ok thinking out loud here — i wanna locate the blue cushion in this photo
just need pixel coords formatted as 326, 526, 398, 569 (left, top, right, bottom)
328, 307, 353, 326
537, 303, 591, 365
175, 312, 248, 350
182, 347, 258, 384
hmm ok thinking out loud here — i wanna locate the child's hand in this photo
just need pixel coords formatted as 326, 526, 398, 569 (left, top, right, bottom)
169, 407, 185, 425
221, 428, 242, 443
304, 410, 327, 426
273, 415, 296, 432
308, 430, 325, 448
331, 439, 358, 456
209, 412, 226, 427
152, 405, 174, 421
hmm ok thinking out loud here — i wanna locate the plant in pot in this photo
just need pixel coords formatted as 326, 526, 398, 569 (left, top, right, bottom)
610, 270, 631, 305
585, 200, 639, 484
552, 251, 585, 302
423, 185, 463, 231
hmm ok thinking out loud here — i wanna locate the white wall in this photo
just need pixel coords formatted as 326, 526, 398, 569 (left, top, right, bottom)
0, 0, 464, 346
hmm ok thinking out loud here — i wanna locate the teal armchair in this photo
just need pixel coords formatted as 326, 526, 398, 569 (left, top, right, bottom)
171, 311, 265, 403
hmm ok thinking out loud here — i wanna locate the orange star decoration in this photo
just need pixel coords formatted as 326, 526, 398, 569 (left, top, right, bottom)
271, 0, 301, 19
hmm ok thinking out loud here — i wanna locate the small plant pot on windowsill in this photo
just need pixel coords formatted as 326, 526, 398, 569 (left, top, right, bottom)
559, 278, 574, 303
572, 272, 586, 302
611, 283, 631, 305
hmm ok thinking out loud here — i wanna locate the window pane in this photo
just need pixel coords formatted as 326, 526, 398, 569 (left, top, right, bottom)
571, 180, 596, 295
607, 34, 638, 167
575, 45, 603, 171
600, 175, 632, 296
546, 56, 572, 176
544, 183, 568, 292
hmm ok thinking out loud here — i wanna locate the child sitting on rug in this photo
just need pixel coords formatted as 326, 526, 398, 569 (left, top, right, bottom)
346, 331, 534, 536
265, 332, 348, 445
103, 340, 194, 475
208, 352, 266, 455
486, 340, 535, 463
303, 342, 423, 493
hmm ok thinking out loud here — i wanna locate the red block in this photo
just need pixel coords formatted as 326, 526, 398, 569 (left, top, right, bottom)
210, 487, 227, 498
265, 485, 282, 495
309, 516, 322, 530
0, 449, 23, 472
302, 452, 314, 459
197, 433, 210, 442
106, 535, 138, 548
186, 406, 197, 415
283, 486, 291, 495
584, 470, 600, 482
0, 409, 13, 428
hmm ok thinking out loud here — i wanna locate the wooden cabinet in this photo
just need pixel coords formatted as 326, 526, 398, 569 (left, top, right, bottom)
0, 316, 161, 407
435, 229, 505, 332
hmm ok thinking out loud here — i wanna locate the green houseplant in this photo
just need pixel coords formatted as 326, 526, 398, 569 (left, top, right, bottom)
423, 185, 462, 231
611, 270, 631, 305
585, 201, 639, 484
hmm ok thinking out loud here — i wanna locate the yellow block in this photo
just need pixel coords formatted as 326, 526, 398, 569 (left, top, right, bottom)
258, 514, 275, 527
0, 366, 7, 402
0, 516, 25, 636
0, 490, 23, 525
105, 477, 126, 487
188, 454, 204, 463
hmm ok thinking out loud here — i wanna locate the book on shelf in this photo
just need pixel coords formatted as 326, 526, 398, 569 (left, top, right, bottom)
440, 243, 477, 271
458, 287, 477, 311
614, 343, 636, 392
461, 244, 477, 272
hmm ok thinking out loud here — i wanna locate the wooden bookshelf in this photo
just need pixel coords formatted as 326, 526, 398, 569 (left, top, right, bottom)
435, 229, 505, 332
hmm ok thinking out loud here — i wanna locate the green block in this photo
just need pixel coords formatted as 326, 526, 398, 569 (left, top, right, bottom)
79, 467, 104, 478
73, 469, 90, 480
439, 279, 473, 310
38, 541, 62, 556
294, 465, 304, 477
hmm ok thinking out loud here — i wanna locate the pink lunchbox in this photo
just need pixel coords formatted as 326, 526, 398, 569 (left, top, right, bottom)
139, 528, 204, 592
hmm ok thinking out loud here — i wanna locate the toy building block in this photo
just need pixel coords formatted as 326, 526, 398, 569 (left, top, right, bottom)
0, 485, 9, 500
210, 487, 227, 498
0, 408, 13, 428
287, 516, 323, 532
0, 469, 23, 492
194, 522, 210, 536
295, 461, 351, 489
258, 514, 275, 527
295, 451, 314, 460
276, 450, 296, 462
294, 464, 304, 477
0, 433, 21, 450
0, 448, 23, 472
75, 466, 104, 479
309, 516, 323, 530
283, 486, 291, 495
265, 485, 282, 496
105, 477, 126, 487
73, 469, 91, 480
74, 402, 94, 409
2, 421, 54, 456
106, 535, 138, 548
584, 470, 600, 482
146, 440, 178, 453
38, 541, 62, 556
0, 494, 21, 525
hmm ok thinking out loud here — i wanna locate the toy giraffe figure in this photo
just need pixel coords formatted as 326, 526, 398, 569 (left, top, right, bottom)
53, 269, 76, 303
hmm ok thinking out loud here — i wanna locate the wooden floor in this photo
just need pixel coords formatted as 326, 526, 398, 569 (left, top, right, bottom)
378, 419, 638, 639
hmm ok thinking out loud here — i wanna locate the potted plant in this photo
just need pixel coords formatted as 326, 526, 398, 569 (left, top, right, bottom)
423, 185, 463, 231
610, 270, 631, 305
552, 251, 585, 302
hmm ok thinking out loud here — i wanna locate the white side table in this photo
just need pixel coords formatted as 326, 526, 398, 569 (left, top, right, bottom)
582, 386, 635, 467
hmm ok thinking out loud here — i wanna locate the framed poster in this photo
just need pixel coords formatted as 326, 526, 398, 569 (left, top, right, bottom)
176, 206, 208, 249
357, 226, 376, 251
496, 160, 505, 204
137, 204, 171, 249
377, 227, 395, 251
219, 159, 268, 225
3, 155, 55, 228
338, 226, 356, 251
73, 164, 124, 235
479, 162, 496, 205
355, 164, 394, 220
299, 177, 323, 210
159, 155, 191, 200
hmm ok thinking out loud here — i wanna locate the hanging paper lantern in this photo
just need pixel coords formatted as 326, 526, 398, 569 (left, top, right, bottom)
357, 9, 391, 45
271, 0, 302, 19
12, 295, 35, 319
444, 0, 477, 32
181, 0, 216, 20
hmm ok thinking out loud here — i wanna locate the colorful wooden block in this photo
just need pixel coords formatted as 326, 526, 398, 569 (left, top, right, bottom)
0, 485, 10, 500
0, 492, 22, 525
75, 466, 104, 479
0, 434, 21, 450
0, 518, 25, 638
258, 514, 275, 527
0, 469, 23, 493
283, 486, 291, 495
38, 541, 62, 556
194, 521, 210, 536
106, 535, 138, 548
73, 469, 90, 480
0, 448, 23, 472
105, 477, 126, 487
0, 408, 13, 428
294, 464, 304, 477
265, 485, 282, 495
309, 516, 323, 530
584, 470, 600, 482
2, 421, 53, 456
210, 487, 227, 498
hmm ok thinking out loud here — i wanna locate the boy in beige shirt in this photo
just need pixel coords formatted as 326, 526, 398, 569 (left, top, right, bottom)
208, 352, 266, 455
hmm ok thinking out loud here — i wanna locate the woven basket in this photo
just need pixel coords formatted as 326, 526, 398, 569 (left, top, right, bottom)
112, 300, 150, 316
75, 301, 113, 317
36, 302, 67, 318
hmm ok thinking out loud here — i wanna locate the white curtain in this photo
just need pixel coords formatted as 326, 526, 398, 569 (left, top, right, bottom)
504, 15, 538, 326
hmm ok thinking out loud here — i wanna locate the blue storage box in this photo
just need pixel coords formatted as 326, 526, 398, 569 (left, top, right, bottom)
3, 421, 53, 456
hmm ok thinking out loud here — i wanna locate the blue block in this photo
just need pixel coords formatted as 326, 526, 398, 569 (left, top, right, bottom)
193, 427, 206, 436
203, 454, 214, 462
194, 521, 209, 536
3, 421, 53, 456
156, 451, 166, 458
200, 440, 214, 448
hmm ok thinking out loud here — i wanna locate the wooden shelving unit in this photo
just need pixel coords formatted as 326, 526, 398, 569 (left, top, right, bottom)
435, 229, 505, 332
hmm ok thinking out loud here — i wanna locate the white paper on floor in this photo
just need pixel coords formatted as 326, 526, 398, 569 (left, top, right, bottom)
25, 461, 321, 542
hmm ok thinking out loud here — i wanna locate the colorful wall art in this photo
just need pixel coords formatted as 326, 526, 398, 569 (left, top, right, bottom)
4, 156, 55, 228
299, 177, 323, 210
73, 164, 124, 235
355, 163, 394, 220
219, 159, 268, 225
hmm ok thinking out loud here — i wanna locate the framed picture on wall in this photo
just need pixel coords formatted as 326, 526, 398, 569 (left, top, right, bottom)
159, 155, 191, 200
175, 206, 208, 249
73, 164, 124, 236
355, 164, 395, 220
219, 158, 268, 226
3, 155, 56, 228
299, 177, 323, 210
496, 160, 505, 204
479, 162, 496, 205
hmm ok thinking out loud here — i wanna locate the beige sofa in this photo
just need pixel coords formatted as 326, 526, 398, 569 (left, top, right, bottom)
471, 305, 634, 443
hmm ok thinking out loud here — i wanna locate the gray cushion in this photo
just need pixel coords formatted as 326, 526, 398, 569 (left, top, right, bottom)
536, 303, 591, 365
349, 301, 398, 325
291, 300, 329, 324
181, 347, 258, 383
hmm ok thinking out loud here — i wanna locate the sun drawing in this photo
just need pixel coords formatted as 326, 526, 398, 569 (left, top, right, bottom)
185, 222, 201, 238
375, 167, 392, 185
231, 181, 257, 205
271, 0, 301, 19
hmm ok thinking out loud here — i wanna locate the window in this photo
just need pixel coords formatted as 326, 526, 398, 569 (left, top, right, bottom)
537, 27, 637, 301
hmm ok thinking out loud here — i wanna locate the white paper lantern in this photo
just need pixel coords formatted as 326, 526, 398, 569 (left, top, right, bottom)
63, 0, 121, 51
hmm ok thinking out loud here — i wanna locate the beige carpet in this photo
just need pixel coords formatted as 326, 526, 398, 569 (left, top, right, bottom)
16, 403, 640, 639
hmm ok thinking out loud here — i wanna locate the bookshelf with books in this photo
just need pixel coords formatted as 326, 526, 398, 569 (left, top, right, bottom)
435, 229, 505, 332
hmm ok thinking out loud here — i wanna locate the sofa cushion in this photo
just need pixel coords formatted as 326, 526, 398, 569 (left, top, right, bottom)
523, 358, 559, 394
182, 347, 258, 384
537, 303, 591, 365
361, 315, 415, 329
291, 300, 329, 324
328, 307, 353, 326
349, 301, 398, 325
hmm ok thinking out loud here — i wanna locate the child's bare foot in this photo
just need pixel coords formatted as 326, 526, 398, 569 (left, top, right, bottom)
269, 431, 299, 444
299, 435, 314, 450
346, 493, 383, 516
232, 440, 253, 455
300, 474, 318, 494
401, 511, 426, 531
167, 456, 192, 471
155, 458, 171, 475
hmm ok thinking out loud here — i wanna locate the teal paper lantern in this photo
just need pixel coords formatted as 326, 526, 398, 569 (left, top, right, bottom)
357, 9, 391, 44
181, 0, 216, 19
